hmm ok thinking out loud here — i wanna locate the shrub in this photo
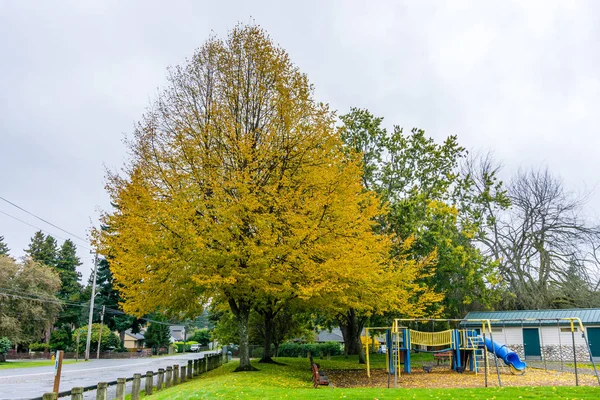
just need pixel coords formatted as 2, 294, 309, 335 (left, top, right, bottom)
251, 347, 264, 358
28, 342, 50, 352
276, 341, 342, 357
50, 326, 72, 351
190, 329, 211, 346
0, 337, 11, 362
173, 341, 199, 353
73, 324, 121, 352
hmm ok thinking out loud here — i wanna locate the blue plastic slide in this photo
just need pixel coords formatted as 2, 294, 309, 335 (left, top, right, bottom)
483, 338, 527, 371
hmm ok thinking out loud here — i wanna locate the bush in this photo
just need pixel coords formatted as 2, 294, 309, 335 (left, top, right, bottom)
251, 347, 264, 358
50, 326, 72, 351
0, 337, 11, 362
190, 329, 211, 346
277, 341, 342, 357
28, 342, 50, 352
73, 324, 121, 352
173, 341, 199, 353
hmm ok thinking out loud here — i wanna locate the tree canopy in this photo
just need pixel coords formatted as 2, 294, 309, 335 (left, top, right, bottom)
95, 24, 438, 371
0, 255, 62, 344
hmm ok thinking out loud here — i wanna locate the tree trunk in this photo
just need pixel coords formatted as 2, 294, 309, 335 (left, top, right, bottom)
259, 311, 275, 363
119, 330, 126, 344
338, 308, 366, 364
229, 298, 257, 372
0, 353, 6, 363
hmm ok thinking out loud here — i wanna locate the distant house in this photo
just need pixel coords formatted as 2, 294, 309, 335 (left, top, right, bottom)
122, 329, 145, 350
314, 328, 344, 343
169, 325, 187, 343
462, 308, 600, 361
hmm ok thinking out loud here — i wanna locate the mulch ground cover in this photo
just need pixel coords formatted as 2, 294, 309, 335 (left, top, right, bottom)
325, 366, 599, 388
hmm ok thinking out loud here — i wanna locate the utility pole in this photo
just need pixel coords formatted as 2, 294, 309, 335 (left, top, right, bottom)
97, 305, 105, 359
85, 253, 99, 361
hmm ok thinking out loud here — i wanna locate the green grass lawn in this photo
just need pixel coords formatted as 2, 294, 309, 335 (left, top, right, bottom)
567, 363, 600, 371
144, 356, 600, 399
0, 360, 77, 370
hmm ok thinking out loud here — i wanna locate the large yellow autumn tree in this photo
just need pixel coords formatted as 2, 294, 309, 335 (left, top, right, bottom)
95, 25, 439, 371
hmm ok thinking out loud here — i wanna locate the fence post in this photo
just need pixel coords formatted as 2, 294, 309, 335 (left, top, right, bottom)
173, 364, 180, 386
166, 366, 173, 388
70, 387, 84, 400
181, 365, 187, 383
157, 368, 164, 391
202, 357, 207, 373
132, 373, 141, 400
96, 382, 108, 400
42, 394, 57, 400
145, 371, 153, 395
187, 360, 193, 379
194, 359, 199, 376
115, 378, 126, 400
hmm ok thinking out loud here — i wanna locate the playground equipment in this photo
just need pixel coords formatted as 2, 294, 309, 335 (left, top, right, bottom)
365, 317, 600, 389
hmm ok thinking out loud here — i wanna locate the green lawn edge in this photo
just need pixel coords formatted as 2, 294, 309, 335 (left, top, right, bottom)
141, 356, 600, 399
0, 360, 77, 370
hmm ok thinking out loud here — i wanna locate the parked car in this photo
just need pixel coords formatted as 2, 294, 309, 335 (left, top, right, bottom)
190, 344, 201, 352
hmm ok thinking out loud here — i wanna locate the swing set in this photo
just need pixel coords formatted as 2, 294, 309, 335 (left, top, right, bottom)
365, 317, 600, 388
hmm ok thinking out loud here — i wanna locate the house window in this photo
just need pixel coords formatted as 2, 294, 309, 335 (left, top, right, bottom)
560, 327, 578, 332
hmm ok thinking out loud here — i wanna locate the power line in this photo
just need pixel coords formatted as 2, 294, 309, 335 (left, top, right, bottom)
0, 196, 88, 243
0, 209, 92, 251
0, 290, 179, 327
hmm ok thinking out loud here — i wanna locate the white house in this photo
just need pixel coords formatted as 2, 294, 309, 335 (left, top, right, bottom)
462, 308, 600, 362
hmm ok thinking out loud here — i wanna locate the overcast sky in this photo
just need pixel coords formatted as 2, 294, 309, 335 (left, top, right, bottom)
1, 0, 600, 281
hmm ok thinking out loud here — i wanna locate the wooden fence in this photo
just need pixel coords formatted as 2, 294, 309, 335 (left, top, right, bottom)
32, 352, 224, 400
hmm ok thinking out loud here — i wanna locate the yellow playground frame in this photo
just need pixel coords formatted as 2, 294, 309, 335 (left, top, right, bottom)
364, 317, 599, 389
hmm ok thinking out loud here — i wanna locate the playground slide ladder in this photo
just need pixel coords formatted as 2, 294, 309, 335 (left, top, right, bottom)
469, 336, 487, 374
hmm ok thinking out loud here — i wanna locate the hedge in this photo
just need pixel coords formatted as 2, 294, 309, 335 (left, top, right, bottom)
276, 341, 343, 357
173, 341, 199, 352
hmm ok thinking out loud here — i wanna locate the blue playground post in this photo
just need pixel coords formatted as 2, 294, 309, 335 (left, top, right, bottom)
404, 328, 411, 374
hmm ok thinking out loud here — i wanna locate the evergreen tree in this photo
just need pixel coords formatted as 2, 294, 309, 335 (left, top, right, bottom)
0, 236, 10, 256
53, 240, 84, 327
56, 240, 82, 299
144, 321, 171, 354
25, 231, 57, 267
95, 258, 140, 342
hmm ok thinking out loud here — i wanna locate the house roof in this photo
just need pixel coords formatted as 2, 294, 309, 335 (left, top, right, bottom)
125, 329, 145, 341
169, 326, 186, 341
462, 308, 600, 327
315, 328, 344, 342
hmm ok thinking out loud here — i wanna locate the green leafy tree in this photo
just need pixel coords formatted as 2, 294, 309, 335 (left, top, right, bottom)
0, 337, 11, 362
49, 325, 72, 351
190, 329, 211, 346
0, 255, 62, 345
339, 108, 509, 318
0, 236, 10, 256
73, 323, 121, 352
144, 321, 171, 354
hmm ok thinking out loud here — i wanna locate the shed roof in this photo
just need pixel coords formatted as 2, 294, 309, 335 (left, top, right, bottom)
462, 308, 600, 327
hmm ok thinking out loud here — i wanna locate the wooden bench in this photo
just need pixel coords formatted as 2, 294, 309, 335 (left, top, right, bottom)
309, 354, 329, 388
433, 351, 453, 365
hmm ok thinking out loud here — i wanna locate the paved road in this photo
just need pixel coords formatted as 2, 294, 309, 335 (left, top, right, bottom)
0, 352, 213, 400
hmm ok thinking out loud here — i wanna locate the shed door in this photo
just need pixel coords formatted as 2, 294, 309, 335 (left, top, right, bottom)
523, 328, 541, 359
588, 327, 600, 359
